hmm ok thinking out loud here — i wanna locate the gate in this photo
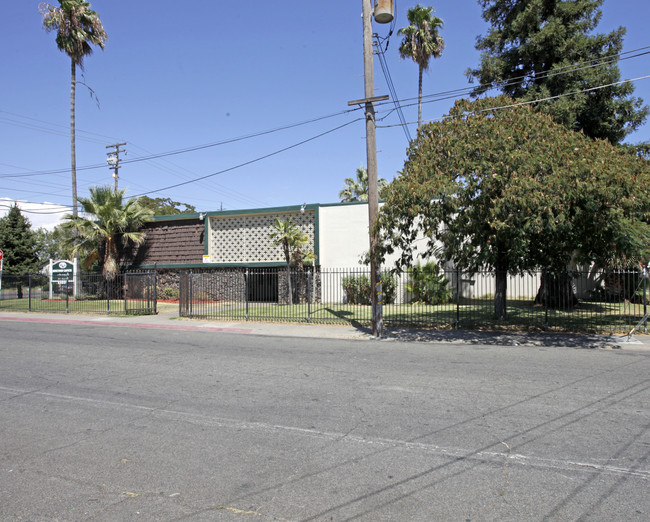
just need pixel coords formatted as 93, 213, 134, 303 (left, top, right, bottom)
124, 270, 157, 314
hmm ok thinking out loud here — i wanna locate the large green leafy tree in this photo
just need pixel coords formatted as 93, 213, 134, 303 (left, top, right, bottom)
339, 167, 389, 202
466, 0, 647, 144
138, 196, 197, 216
41, 1, 107, 220
0, 205, 41, 274
61, 186, 153, 278
398, 4, 445, 129
375, 96, 650, 318
34, 225, 75, 263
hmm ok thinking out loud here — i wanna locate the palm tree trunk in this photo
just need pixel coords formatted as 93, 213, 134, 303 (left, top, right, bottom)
71, 59, 80, 295
417, 65, 423, 130
283, 242, 293, 305
70, 59, 78, 219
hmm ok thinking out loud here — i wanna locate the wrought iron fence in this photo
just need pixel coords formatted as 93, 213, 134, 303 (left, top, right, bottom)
178, 266, 649, 334
0, 270, 157, 315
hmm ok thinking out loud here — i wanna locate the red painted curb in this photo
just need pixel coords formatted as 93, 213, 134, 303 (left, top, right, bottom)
0, 315, 253, 334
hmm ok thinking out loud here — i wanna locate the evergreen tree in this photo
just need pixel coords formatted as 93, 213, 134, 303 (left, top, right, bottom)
0, 205, 41, 274
466, 0, 648, 144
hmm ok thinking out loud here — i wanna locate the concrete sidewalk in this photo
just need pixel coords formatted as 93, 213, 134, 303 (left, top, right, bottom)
1, 309, 649, 351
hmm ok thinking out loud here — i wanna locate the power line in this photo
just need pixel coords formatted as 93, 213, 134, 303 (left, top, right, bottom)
377, 74, 650, 128
0, 109, 360, 178
2, 43, 647, 185
132, 118, 363, 197
374, 34, 412, 143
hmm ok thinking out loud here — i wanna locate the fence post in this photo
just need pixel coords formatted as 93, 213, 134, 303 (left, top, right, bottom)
123, 273, 128, 313
153, 264, 158, 314
455, 267, 460, 329
544, 269, 549, 329
643, 265, 648, 333
189, 270, 193, 317
106, 275, 110, 313
28, 273, 32, 312
245, 268, 249, 321
307, 267, 312, 324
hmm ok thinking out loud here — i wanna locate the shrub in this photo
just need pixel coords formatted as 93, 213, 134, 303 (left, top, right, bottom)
342, 271, 397, 305
342, 274, 371, 305
406, 261, 451, 305
158, 286, 179, 300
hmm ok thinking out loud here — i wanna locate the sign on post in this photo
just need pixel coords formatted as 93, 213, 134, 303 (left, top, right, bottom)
52, 260, 74, 283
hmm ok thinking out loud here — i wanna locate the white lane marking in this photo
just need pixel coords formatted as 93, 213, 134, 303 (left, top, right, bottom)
1, 385, 648, 480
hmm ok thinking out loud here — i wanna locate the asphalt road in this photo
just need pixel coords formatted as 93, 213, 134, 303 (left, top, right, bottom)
1, 321, 649, 521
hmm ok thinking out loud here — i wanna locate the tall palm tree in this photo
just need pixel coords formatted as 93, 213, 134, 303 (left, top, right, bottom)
339, 166, 389, 202
61, 186, 153, 278
270, 217, 309, 304
398, 4, 444, 129
40, 1, 107, 221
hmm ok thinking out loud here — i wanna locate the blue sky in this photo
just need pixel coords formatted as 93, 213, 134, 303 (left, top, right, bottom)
2, 0, 649, 229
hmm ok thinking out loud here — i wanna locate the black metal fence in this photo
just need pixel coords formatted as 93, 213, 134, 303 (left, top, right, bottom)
179, 267, 648, 334
0, 270, 157, 315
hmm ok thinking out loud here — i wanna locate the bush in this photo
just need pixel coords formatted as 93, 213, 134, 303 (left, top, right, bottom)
158, 286, 179, 300
342, 271, 396, 305
342, 274, 371, 305
382, 272, 397, 305
406, 262, 451, 305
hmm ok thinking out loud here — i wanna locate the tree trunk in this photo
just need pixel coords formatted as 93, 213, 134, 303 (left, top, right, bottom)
70, 59, 78, 219
494, 268, 507, 320
71, 59, 80, 296
535, 270, 578, 309
283, 241, 293, 305
417, 65, 423, 130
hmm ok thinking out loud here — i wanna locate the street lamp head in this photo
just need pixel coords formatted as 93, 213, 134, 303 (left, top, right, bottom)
374, 0, 394, 23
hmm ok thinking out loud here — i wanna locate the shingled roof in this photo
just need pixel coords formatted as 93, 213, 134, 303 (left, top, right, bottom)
132, 217, 204, 266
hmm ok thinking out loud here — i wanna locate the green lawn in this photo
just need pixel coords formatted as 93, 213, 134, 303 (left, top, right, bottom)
0, 297, 155, 315
181, 298, 647, 333
2, 295, 645, 333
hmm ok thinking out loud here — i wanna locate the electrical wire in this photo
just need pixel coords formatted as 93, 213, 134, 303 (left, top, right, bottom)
375, 34, 412, 143
377, 74, 650, 128
3, 43, 647, 180
131, 118, 363, 198
0, 109, 361, 178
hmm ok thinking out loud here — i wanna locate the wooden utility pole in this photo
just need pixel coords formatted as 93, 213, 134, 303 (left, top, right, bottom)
106, 142, 127, 191
348, 1, 391, 337
362, 0, 383, 337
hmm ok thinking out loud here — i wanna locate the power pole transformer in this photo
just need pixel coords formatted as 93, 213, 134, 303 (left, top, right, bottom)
106, 142, 127, 191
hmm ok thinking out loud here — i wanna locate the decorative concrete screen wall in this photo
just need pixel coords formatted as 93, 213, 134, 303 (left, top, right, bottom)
207, 210, 315, 264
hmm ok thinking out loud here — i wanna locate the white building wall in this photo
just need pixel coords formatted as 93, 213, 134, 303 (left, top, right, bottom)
317, 202, 431, 269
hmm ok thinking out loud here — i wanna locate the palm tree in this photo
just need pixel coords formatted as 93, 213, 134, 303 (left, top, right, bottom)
270, 217, 309, 304
40, 1, 107, 221
398, 4, 444, 129
339, 166, 389, 202
61, 186, 153, 278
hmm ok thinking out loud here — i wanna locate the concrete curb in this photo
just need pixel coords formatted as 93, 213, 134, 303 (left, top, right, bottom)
1, 310, 649, 351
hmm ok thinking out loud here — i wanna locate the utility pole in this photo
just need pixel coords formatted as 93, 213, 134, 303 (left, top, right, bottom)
106, 142, 127, 191
350, 0, 392, 337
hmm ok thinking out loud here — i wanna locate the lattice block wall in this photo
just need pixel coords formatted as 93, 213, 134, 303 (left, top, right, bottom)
208, 211, 315, 264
